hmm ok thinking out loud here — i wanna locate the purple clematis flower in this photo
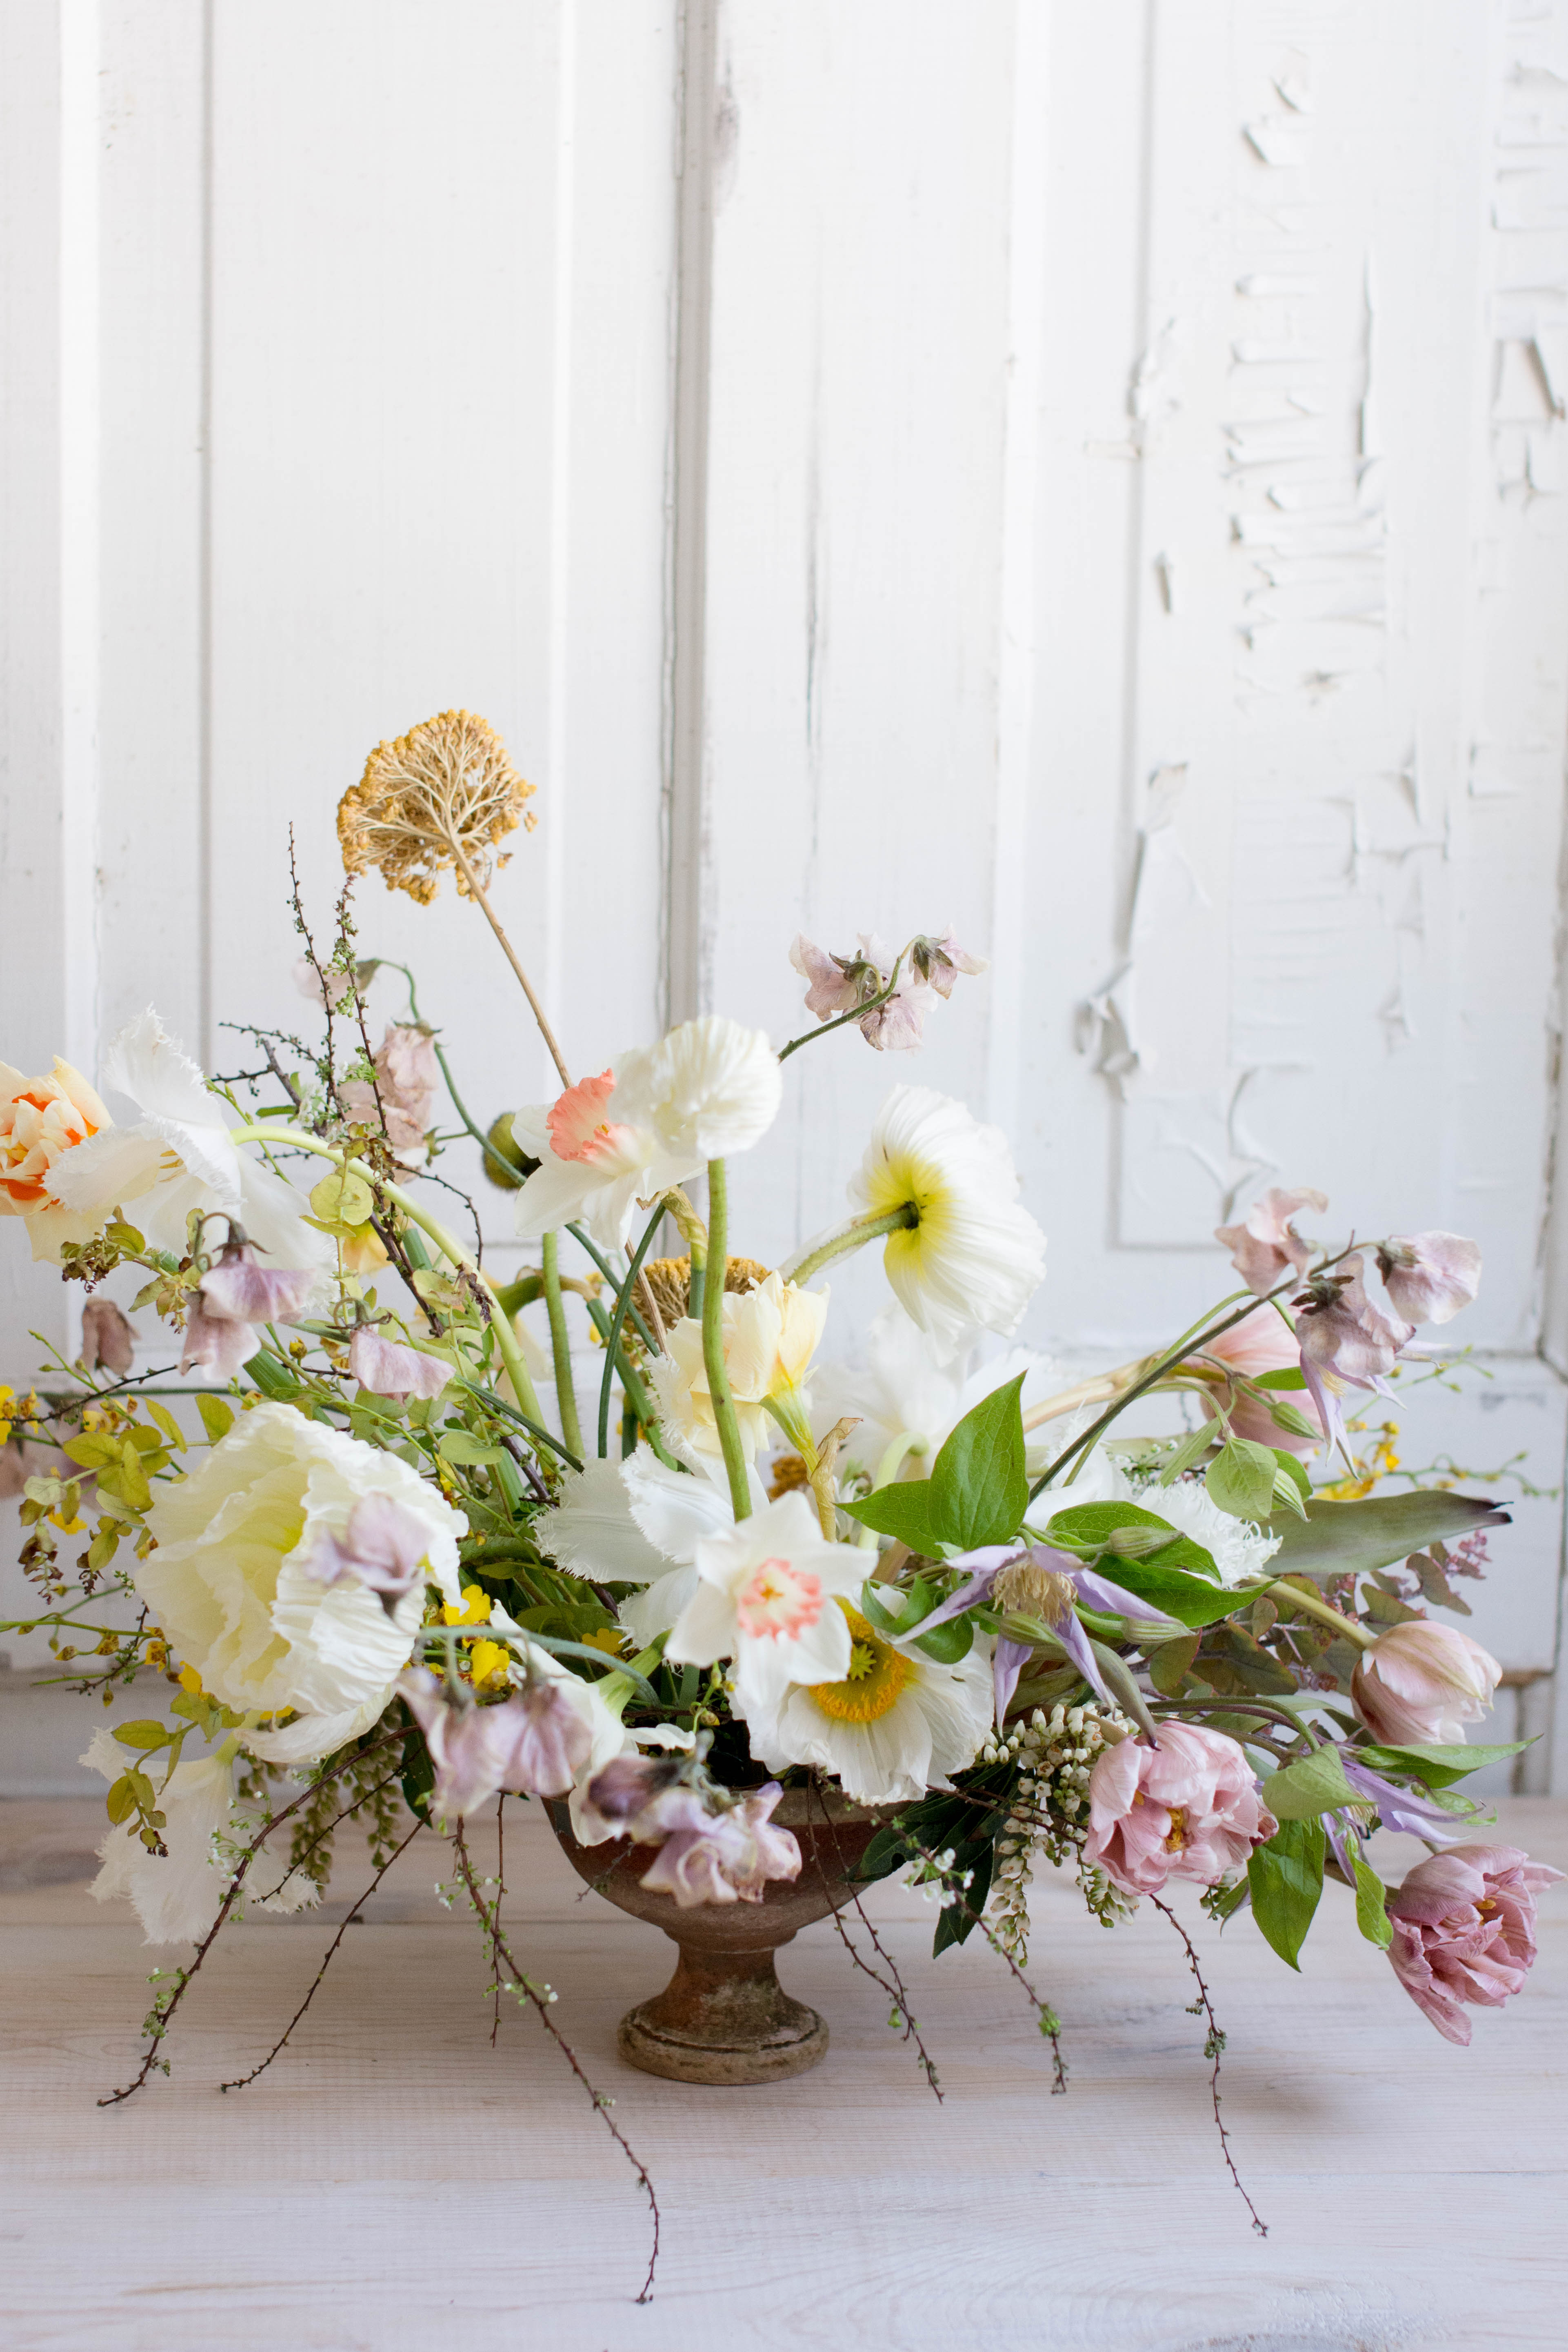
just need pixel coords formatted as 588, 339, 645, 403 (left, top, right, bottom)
914, 1543, 1182, 1727
1339, 1755, 1475, 1844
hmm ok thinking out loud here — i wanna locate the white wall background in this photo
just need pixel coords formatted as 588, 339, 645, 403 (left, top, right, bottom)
3, 0, 1567, 1788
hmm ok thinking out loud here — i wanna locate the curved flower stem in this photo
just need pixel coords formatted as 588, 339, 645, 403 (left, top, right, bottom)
786, 1202, 918, 1289
540, 1233, 583, 1458
596, 1201, 668, 1461
776, 955, 907, 1064
702, 1159, 752, 1521
227, 1124, 543, 1424
1265, 1577, 1376, 1652
446, 836, 572, 1091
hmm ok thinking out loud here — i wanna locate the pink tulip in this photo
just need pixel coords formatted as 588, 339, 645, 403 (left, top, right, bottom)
636, 1783, 802, 1909
1376, 1232, 1481, 1327
1215, 1186, 1328, 1295
1184, 1304, 1323, 1454
349, 1325, 452, 1402
306, 1492, 434, 1612
1083, 1724, 1278, 1898
1351, 1620, 1502, 1747
340, 1024, 440, 1164
399, 1666, 593, 1817
1387, 1844, 1562, 2044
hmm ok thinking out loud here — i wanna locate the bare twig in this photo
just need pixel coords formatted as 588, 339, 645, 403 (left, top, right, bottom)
1149, 1894, 1268, 2237
806, 1780, 942, 2099
909, 1841, 1068, 2094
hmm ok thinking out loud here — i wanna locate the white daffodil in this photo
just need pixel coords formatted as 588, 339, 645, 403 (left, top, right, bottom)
46, 1008, 333, 1278
649, 1271, 829, 1464
616, 1015, 781, 1162
664, 1490, 865, 1701
736, 1599, 993, 1806
1046, 1444, 1281, 1588
535, 1448, 768, 1648
80, 1730, 320, 1946
827, 1085, 1046, 1361
135, 1403, 466, 1766
813, 1301, 1060, 1485
511, 1064, 696, 1252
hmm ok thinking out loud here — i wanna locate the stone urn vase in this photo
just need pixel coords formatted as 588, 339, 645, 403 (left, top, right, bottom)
545, 1788, 884, 2085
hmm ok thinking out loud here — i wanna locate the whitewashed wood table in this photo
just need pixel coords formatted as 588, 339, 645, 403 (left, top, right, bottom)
1, 1794, 1562, 2352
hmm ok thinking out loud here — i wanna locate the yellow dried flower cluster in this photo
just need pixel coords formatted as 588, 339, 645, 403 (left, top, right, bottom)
337, 709, 535, 904
641, 1253, 769, 1327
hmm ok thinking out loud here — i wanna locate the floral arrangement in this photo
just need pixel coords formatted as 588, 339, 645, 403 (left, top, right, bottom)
0, 708, 1557, 2293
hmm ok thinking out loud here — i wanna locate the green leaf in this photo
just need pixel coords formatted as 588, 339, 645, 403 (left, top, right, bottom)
1253, 1367, 1306, 1391
310, 1169, 374, 1227
1351, 1853, 1393, 1950
59, 1433, 118, 1470
1147, 1630, 1200, 1695
1264, 1492, 1510, 1580
913, 1613, 976, 1664
437, 1428, 508, 1466
196, 1395, 235, 1444
1262, 1744, 1357, 1820
840, 1479, 944, 1553
244, 1350, 301, 1400
928, 1374, 1028, 1548
1068, 1552, 1253, 1630
105, 1220, 145, 1253
1247, 1817, 1325, 1970
113, 1719, 172, 1751
1206, 1437, 1279, 1520
1042, 1500, 1219, 1582
1355, 1738, 1529, 1789
104, 1775, 138, 1826
1155, 1420, 1220, 1483
114, 1439, 152, 1510
143, 1400, 186, 1452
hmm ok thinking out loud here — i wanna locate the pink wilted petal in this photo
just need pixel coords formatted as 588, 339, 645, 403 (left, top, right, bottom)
1215, 1185, 1329, 1294
1295, 1255, 1411, 1386
1387, 1844, 1563, 2044
348, 1326, 452, 1402
789, 935, 864, 1021
1377, 1231, 1481, 1326
860, 977, 935, 1051
199, 1241, 314, 1328
80, 1298, 136, 1375
180, 1293, 258, 1381
911, 930, 988, 998
398, 1668, 591, 1817
636, 1784, 801, 1909
307, 1492, 432, 1608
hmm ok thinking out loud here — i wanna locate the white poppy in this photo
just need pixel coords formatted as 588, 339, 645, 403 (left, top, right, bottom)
833, 1085, 1046, 1360
814, 1301, 1060, 1484
135, 1402, 466, 1767
736, 1599, 993, 1806
615, 1015, 782, 1162
47, 1008, 333, 1279
664, 1491, 866, 1701
511, 1064, 696, 1253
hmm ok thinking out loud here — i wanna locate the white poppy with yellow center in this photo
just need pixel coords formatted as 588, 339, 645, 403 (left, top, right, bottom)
735, 1597, 994, 1806
842, 1086, 1046, 1361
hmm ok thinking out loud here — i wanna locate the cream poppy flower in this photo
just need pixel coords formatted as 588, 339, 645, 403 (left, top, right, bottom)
664, 1490, 865, 1701
47, 1009, 333, 1279
736, 1600, 993, 1805
649, 1272, 829, 1463
615, 1015, 782, 1161
813, 1301, 1060, 1483
135, 1403, 465, 1766
840, 1086, 1046, 1360
0, 1057, 113, 1262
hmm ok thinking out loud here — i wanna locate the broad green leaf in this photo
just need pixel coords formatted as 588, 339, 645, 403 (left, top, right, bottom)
840, 1479, 944, 1553
143, 1400, 186, 1452
197, 1395, 235, 1444
104, 1775, 137, 1826
1206, 1437, 1279, 1520
1042, 1500, 1219, 1582
437, 1428, 508, 1466
1352, 1853, 1393, 1950
1247, 1817, 1325, 1970
310, 1169, 374, 1227
913, 1613, 975, 1664
1262, 1745, 1357, 1820
1147, 1630, 1200, 1694
1072, 1554, 1259, 1629
113, 1720, 171, 1752
105, 1220, 145, 1254
1253, 1367, 1306, 1391
1264, 1492, 1510, 1580
114, 1439, 152, 1510
59, 1433, 117, 1470
1354, 1738, 1529, 1789
927, 1373, 1028, 1550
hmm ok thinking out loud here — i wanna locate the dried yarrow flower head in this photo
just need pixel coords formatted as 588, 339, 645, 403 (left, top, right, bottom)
338, 710, 535, 906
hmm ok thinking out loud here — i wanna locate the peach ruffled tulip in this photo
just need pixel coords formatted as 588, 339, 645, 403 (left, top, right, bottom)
0, 1058, 112, 1260
1388, 1844, 1561, 2044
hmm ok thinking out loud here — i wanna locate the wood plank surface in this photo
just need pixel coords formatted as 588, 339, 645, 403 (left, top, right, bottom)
1, 1794, 1561, 2352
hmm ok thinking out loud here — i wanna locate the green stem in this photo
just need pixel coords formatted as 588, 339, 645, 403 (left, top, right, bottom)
1266, 1577, 1376, 1652
702, 1159, 751, 1521
564, 1224, 660, 1355
582, 1299, 681, 1470
777, 948, 909, 1063
226, 1124, 542, 1423
787, 1202, 918, 1288
431, 1043, 522, 1188
597, 1203, 667, 1461
540, 1233, 583, 1458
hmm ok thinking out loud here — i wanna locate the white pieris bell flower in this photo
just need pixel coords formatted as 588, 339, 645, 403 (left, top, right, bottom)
47, 1008, 333, 1280
664, 1490, 866, 1702
735, 1598, 994, 1806
836, 1085, 1046, 1361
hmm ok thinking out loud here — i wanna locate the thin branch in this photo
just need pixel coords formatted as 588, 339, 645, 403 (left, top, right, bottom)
909, 1842, 1067, 2094
220, 1817, 425, 2093
1148, 1894, 1268, 2237
806, 1780, 942, 2099
449, 1825, 660, 2303
446, 837, 572, 1090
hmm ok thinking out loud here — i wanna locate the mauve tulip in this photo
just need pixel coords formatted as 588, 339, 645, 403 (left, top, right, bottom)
1083, 1723, 1277, 1899
349, 1325, 452, 1402
1184, 1304, 1322, 1454
307, 1492, 434, 1613
1387, 1844, 1562, 2044
636, 1782, 802, 1908
1215, 1186, 1328, 1294
1350, 1620, 1502, 1747
1376, 1232, 1481, 1327
80, 1298, 136, 1376
400, 1665, 593, 1817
